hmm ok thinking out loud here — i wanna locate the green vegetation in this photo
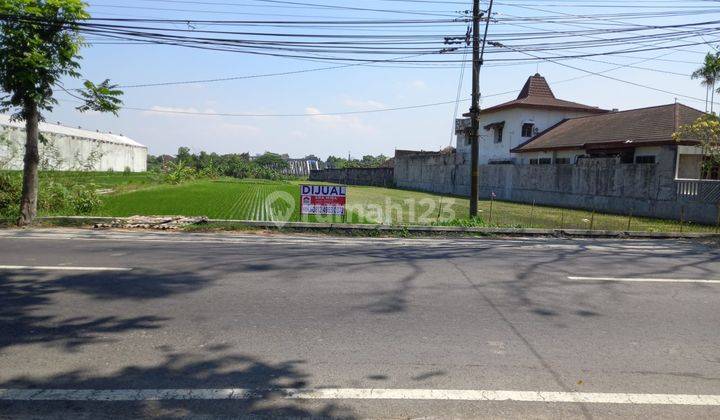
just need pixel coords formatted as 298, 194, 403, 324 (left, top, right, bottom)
674, 114, 720, 177
0, 172, 715, 233
147, 148, 294, 180
0, 172, 103, 218
326, 154, 390, 169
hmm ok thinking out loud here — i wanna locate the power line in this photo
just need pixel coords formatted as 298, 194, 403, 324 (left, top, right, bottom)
489, 40, 714, 105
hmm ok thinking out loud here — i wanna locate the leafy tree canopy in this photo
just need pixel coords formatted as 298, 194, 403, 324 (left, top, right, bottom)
0, 0, 121, 119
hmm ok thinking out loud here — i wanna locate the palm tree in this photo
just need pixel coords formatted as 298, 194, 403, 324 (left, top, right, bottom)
692, 52, 720, 113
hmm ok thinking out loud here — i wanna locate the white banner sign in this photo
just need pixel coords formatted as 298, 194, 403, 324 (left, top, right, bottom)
300, 185, 347, 215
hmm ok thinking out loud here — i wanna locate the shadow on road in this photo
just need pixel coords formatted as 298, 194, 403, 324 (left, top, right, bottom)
0, 349, 355, 419
0, 267, 212, 351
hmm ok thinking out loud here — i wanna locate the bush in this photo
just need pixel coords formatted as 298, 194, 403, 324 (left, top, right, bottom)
38, 180, 71, 213
162, 161, 197, 184
71, 184, 102, 214
0, 173, 102, 217
0, 173, 21, 219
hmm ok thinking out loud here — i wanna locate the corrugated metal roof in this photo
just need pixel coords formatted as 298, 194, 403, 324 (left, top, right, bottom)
0, 114, 146, 148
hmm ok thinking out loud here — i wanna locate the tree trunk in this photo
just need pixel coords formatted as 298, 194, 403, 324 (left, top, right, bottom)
712, 82, 716, 114
17, 101, 40, 226
706, 85, 709, 112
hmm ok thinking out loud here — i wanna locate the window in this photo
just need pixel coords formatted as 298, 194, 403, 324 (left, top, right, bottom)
521, 123, 535, 137
529, 158, 539, 165
538, 158, 552, 165
635, 155, 656, 164
494, 126, 503, 143
555, 157, 570, 164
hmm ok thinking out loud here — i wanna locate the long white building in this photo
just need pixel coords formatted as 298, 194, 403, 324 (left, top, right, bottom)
0, 115, 147, 172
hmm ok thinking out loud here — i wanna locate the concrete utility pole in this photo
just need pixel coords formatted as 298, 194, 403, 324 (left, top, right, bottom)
469, 0, 493, 218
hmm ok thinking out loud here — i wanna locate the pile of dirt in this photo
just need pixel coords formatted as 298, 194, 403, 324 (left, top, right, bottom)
94, 216, 208, 230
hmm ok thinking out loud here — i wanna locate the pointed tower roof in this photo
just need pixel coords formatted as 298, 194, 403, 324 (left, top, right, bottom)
517, 73, 555, 100
476, 73, 607, 115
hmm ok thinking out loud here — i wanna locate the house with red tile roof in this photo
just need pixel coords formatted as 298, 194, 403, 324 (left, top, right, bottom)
455, 73, 607, 164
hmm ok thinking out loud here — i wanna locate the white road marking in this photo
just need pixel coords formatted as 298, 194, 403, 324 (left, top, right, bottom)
0, 265, 132, 272
569, 276, 720, 284
1, 388, 720, 405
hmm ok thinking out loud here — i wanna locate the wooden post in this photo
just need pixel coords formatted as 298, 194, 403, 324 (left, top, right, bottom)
436, 196, 443, 224
489, 195, 494, 225
627, 210, 633, 232
529, 200, 535, 228
590, 210, 595, 231
680, 206, 685, 233
559, 208, 565, 229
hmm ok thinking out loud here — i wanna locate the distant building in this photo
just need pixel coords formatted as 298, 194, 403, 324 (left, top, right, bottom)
0, 115, 147, 172
455, 73, 607, 164
284, 158, 323, 177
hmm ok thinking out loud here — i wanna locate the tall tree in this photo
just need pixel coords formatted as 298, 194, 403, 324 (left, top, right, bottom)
0, 0, 122, 226
692, 52, 720, 113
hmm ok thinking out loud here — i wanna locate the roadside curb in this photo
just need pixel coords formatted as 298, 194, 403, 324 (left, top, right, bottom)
29, 216, 720, 239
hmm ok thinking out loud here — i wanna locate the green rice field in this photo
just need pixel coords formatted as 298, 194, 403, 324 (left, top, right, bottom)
72, 176, 718, 232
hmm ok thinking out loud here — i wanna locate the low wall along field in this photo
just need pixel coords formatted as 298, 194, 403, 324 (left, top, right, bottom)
394, 147, 719, 225
309, 168, 394, 188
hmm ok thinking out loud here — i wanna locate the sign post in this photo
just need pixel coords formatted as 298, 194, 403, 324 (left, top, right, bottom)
300, 185, 347, 217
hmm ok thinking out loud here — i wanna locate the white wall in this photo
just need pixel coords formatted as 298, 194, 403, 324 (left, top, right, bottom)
518, 145, 666, 165
517, 149, 583, 164
456, 108, 595, 164
0, 125, 147, 172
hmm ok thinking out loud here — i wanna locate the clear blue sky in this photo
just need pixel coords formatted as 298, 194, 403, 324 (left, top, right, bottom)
46, 0, 720, 159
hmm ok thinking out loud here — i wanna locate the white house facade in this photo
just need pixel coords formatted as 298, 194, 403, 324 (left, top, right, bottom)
455, 73, 607, 164
0, 115, 147, 172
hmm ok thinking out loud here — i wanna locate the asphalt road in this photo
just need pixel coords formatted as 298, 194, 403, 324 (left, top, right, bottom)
1, 229, 720, 419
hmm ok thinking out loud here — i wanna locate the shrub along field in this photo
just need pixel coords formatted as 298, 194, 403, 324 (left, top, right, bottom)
0, 172, 715, 232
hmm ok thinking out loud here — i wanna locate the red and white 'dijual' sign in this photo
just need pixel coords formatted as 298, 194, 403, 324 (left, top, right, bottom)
300, 185, 347, 215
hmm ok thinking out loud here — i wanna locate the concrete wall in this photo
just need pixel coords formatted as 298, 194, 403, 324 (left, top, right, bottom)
395, 145, 720, 224
309, 168, 394, 187
395, 151, 470, 195
0, 125, 147, 172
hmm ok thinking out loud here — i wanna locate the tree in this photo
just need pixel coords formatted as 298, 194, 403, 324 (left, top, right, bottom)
0, 0, 122, 225
176, 147, 192, 164
325, 155, 347, 169
254, 152, 289, 169
673, 114, 720, 178
692, 52, 720, 113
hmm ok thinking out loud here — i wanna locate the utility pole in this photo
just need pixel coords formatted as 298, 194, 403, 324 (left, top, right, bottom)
468, 0, 493, 218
